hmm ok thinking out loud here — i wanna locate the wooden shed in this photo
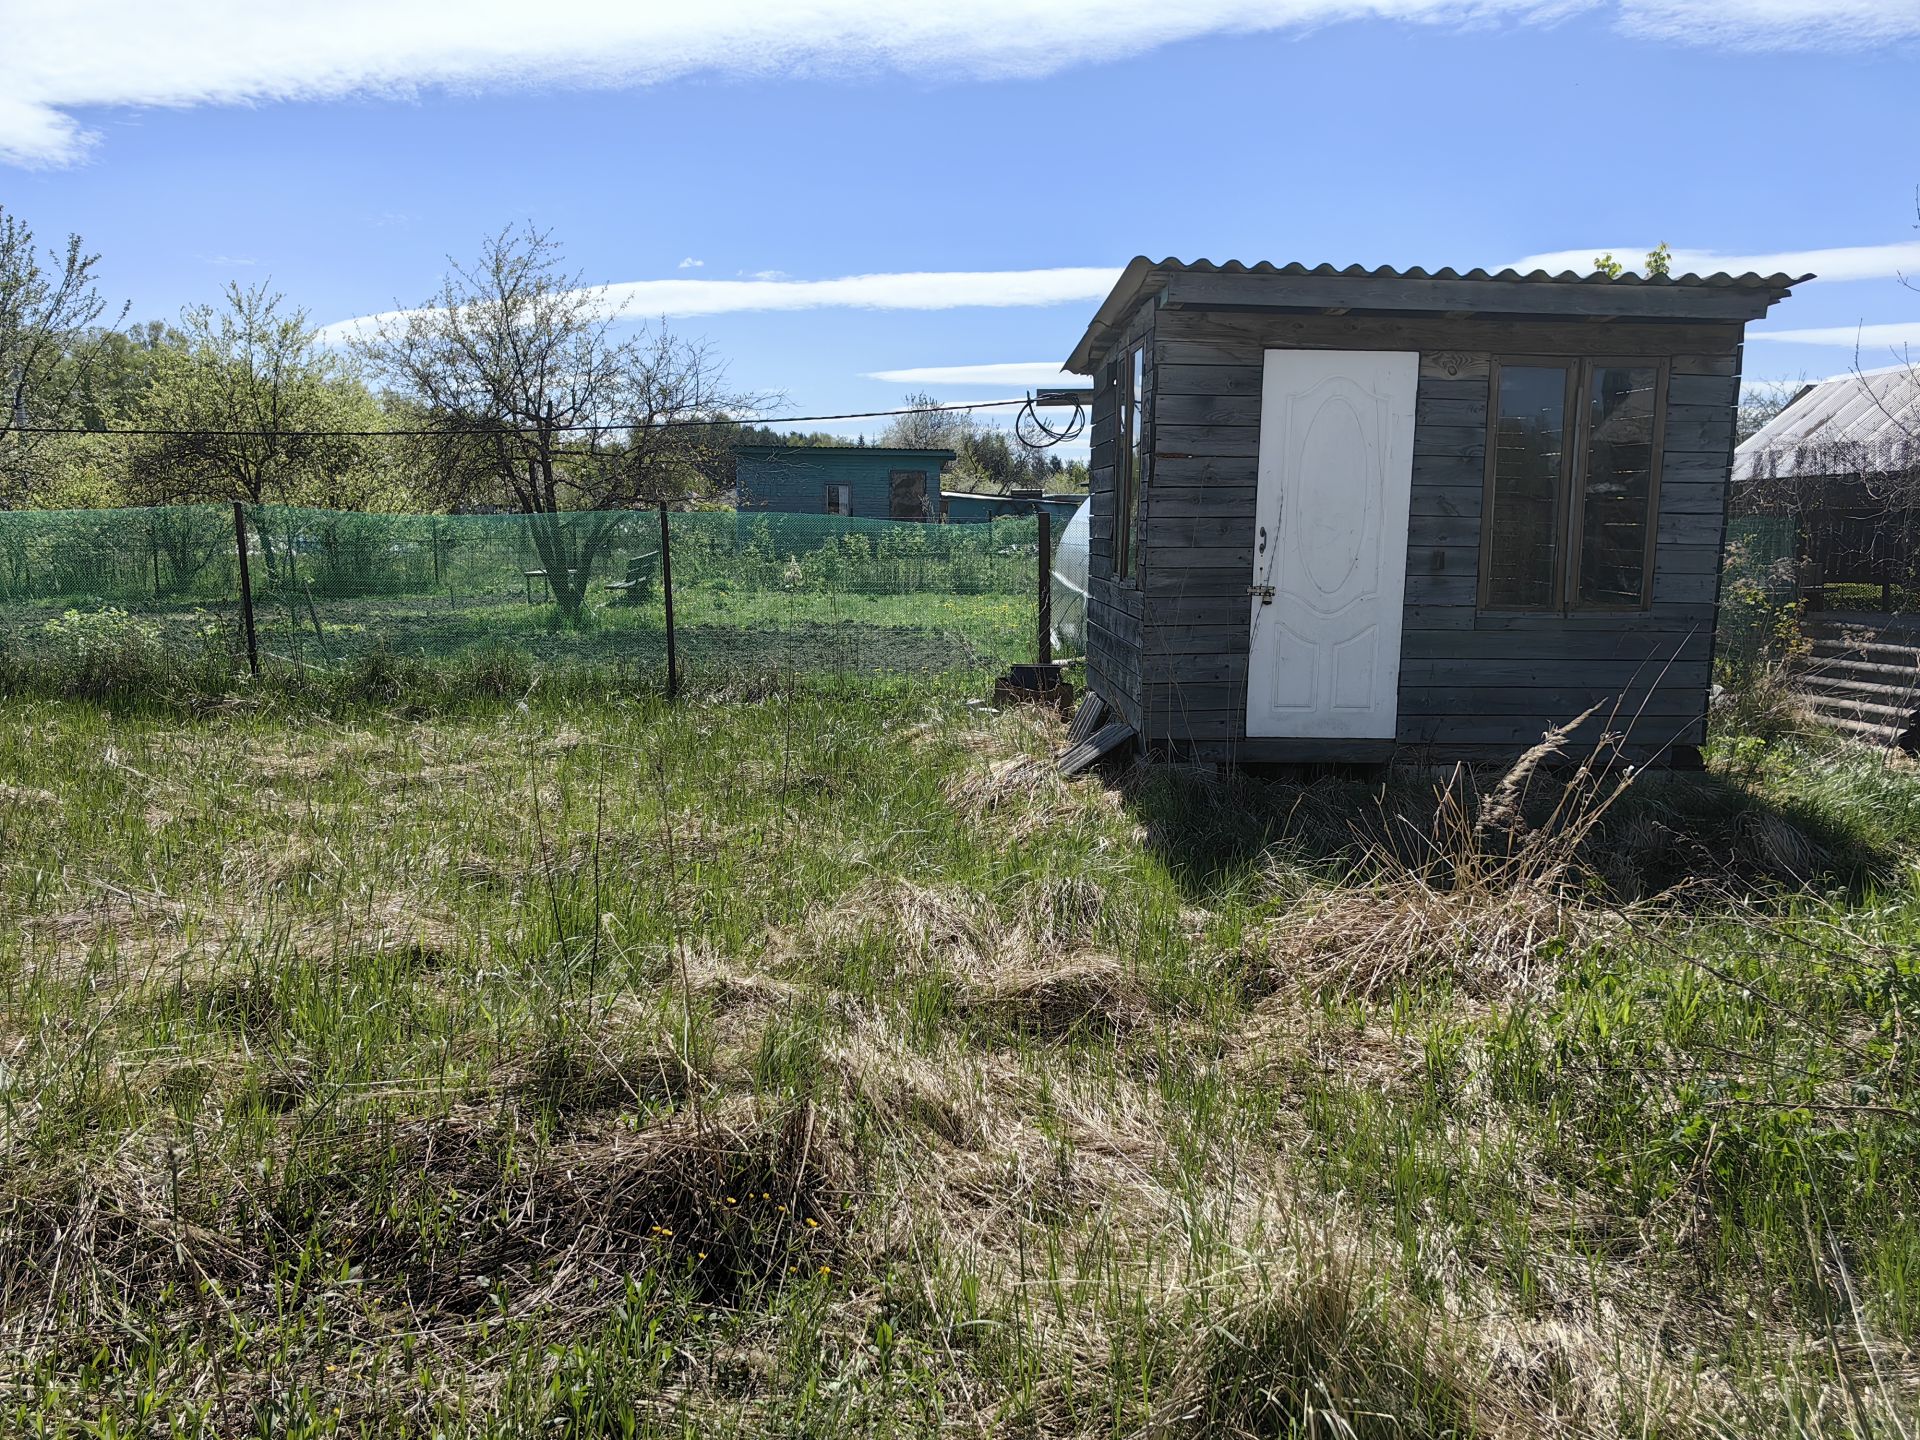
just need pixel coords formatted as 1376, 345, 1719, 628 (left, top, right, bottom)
1732, 364, 1920, 612
735, 444, 953, 521
1062, 259, 1805, 764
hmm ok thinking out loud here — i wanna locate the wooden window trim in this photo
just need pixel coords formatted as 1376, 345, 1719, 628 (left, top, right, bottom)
1478, 356, 1576, 614
1477, 353, 1667, 615
1113, 352, 1137, 585
1567, 356, 1668, 613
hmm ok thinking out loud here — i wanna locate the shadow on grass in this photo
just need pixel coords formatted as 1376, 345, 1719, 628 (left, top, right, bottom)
1121, 753, 1905, 905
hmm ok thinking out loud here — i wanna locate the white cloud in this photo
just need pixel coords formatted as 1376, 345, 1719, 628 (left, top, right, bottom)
6, 1, 1916, 168
865, 362, 1081, 388
1747, 321, 1920, 350
1507, 241, 1920, 282
316, 266, 1121, 342
1617, 0, 1920, 49
677, 257, 704, 269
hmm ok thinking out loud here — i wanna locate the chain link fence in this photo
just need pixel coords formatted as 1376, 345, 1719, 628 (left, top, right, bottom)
0, 504, 1044, 688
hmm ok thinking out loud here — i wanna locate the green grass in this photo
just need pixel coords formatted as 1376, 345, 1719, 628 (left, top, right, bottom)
0, 689, 1916, 1437
0, 578, 1040, 692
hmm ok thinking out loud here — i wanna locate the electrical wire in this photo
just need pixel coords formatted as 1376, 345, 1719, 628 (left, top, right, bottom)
1013, 391, 1088, 450
3, 394, 1036, 441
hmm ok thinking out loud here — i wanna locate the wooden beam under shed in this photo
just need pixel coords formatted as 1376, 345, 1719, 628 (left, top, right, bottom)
1057, 720, 1136, 776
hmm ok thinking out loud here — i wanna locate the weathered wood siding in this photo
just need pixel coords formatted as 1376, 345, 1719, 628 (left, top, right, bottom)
1082, 304, 1156, 732
1076, 306, 1745, 762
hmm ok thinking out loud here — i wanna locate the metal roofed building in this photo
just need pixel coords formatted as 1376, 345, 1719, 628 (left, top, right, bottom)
735, 444, 956, 522
1732, 364, 1920, 615
1061, 256, 1806, 765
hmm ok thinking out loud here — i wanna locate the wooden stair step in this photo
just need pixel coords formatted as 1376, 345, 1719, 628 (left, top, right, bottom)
1796, 654, 1920, 682
1800, 692, 1920, 723
1795, 674, 1920, 704
1804, 637, 1920, 660
1809, 711, 1909, 744
1797, 641, 1920, 664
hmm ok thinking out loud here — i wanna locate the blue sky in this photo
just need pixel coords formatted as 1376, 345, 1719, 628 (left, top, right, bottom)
5, 1, 1919, 444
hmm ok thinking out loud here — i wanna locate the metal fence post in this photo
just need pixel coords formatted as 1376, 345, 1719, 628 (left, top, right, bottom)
659, 501, 678, 698
1037, 509, 1052, 667
231, 501, 260, 678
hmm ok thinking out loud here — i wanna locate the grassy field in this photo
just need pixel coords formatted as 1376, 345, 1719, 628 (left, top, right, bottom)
0, 583, 1040, 694
0, 504, 1046, 689
1, 684, 1917, 1437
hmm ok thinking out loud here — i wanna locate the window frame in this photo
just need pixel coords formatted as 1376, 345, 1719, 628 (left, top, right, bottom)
1113, 344, 1147, 584
824, 483, 853, 517
1477, 353, 1668, 615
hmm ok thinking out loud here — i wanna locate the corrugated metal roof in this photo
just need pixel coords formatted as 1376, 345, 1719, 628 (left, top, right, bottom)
736, 444, 958, 460
1100, 257, 1808, 290
1064, 256, 1810, 373
1732, 366, 1920, 483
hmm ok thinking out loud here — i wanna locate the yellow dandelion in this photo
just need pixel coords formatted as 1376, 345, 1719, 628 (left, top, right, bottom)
804, 1217, 819, 1229
818, 1265, 832, 1276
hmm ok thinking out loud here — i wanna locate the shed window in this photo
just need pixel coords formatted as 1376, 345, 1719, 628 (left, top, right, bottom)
1481, 358, 1664, 611
825, 484, 852, 516
1114, 346, 1147, 581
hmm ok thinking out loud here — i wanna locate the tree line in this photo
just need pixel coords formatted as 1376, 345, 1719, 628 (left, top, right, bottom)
2, 209, 1085, 541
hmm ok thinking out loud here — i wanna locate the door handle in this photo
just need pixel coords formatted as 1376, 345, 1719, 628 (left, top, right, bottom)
1258, 525, 1268, 555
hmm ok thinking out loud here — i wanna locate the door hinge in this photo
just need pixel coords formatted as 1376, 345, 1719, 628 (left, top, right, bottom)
1248, 583, 1275, 604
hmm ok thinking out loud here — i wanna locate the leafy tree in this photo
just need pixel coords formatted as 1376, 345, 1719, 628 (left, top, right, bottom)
880, 390, 977, 452
881, 391, 1086, 494
1593, 243, 1673, 279
0, 206, 121, 506
57, 320, 181, 431
358, 224, 754, 619
127, 281, 369, 578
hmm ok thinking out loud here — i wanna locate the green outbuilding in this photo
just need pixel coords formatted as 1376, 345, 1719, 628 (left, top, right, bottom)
735, 445, 954, 522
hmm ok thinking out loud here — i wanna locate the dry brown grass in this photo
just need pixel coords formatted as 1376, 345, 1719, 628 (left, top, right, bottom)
1267, 713, 1640, 999
3, 1094, 856, 1345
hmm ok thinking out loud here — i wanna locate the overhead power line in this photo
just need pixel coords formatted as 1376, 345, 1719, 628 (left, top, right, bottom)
3, 395, 1043, 441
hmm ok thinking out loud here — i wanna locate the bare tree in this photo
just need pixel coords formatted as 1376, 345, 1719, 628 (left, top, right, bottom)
1738, 376, 1808, 446
0, 206, 120, 506
358, 225, 754, 619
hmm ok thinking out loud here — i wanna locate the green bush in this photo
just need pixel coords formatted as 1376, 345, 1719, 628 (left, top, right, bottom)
35, 606, 167, 699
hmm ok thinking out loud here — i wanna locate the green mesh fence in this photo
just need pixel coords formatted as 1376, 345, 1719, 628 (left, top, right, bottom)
0, 504, 1042, 685
1718, 514, 1799, 685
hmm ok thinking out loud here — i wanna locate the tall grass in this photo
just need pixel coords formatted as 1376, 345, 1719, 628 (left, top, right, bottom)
0, 689, 1914, 1436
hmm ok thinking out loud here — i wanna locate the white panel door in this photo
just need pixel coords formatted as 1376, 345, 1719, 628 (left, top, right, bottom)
1247, 349, 1417, 740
